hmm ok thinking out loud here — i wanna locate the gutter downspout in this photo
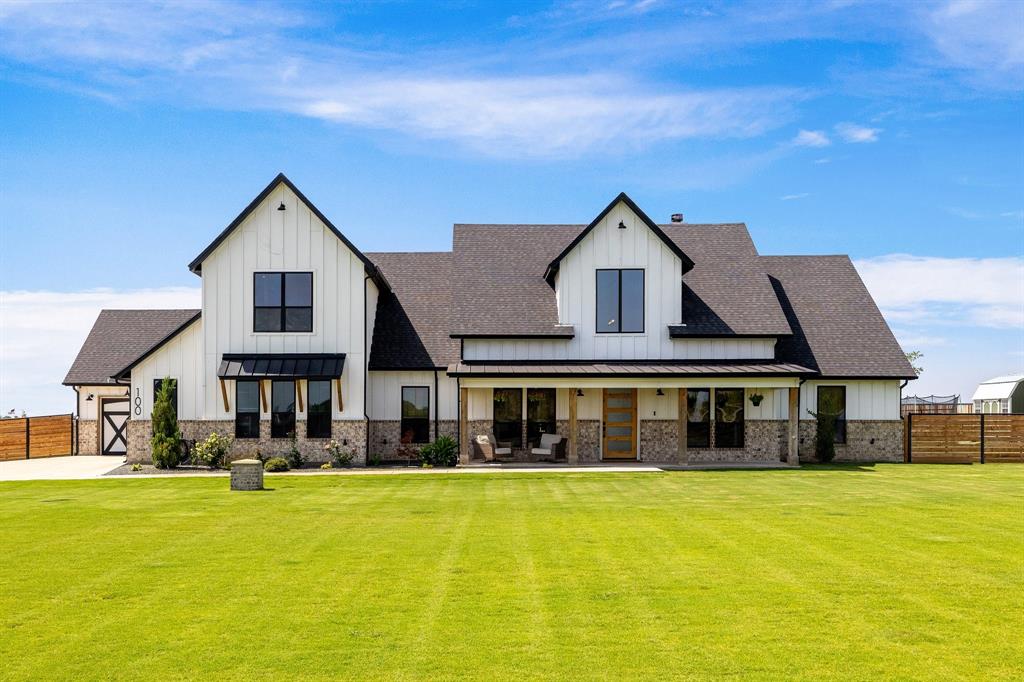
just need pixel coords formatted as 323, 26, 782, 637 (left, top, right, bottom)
72, 386, 80, 456
363, 274, 371, 462
433, 369, 440, 441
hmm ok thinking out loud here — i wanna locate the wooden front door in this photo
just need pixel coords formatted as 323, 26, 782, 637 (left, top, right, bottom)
101, 398, 130, 455
603, 388, 637, 460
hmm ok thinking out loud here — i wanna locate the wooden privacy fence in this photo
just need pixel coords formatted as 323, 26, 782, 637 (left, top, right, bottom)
0, 414, 74, 461
906, 413, 1024, 463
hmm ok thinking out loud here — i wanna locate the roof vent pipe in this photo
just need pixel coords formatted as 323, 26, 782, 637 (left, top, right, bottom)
670, 213, 684, 223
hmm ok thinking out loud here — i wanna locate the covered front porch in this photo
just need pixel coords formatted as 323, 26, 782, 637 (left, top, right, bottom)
450, 363, 810, 466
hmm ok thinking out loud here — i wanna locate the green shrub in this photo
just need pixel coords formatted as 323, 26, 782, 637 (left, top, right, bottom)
369, 453, 383, 466
809, 410, 837, 463
419, 435, 458, 467
286, 433, 304, 469
324, 439, 355, 467
192, 432, 232, 469
320, 462, 333, 470
264, 457, 289, 472
130, 463, 142, 472
150, 377, 181, 469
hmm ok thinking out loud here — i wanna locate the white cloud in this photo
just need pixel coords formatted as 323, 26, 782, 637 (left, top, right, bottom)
835, 122, 881, 143
0, 1, 797, 158
854, 255, 1024, 329
780, 193, 810, 201
921, 0, 1024, 85
792, 129, 831, 147
0, 287, 201, 415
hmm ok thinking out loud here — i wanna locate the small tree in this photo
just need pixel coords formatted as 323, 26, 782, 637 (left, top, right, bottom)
905, 350, 924, 376
151, 377, 181, 468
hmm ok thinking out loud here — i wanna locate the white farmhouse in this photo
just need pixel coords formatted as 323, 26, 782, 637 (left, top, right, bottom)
65, 174, 915, 464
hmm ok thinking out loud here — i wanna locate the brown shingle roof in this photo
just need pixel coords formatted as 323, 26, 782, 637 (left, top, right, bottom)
763, 256, 916, 378
368, 252, 460, 369
63, 309, 200, 385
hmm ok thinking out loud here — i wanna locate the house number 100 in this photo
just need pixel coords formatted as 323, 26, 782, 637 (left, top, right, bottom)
134, 388, 142, 416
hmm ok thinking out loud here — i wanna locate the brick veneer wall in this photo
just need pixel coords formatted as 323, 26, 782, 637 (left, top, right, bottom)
126, 419, 367, 465
798, 419, 903, 463
368, 419, 460, 459
77, 419, 99, 456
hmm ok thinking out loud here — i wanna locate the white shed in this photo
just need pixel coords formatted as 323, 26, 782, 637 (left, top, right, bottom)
971, 375, 1024, 414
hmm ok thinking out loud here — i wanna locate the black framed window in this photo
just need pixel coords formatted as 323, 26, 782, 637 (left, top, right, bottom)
307, 380, 332, 439
254, 272, 313, 332
271, 380, 296, 438
687, 388, 711, 448
493, 388, 523, 448
714, 388, 745, 448
526, 388, 556, 447
818, 386, 847, 444
400, 386, 430, 444
235, 381, 260, 439
596, 269, 644, 333
153, 378, 178, 418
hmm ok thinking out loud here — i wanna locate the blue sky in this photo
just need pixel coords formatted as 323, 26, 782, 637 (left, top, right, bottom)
1, 0, 1022, 415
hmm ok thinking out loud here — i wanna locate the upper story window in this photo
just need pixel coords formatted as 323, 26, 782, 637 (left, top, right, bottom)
254, 272, 313, 332
596, 269, 644, 333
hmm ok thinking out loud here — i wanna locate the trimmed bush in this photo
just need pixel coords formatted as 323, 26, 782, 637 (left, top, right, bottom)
419, 435, 459, 467
286, 433, 304, 469
192, 432, 232, 469
150, 377, 181, 469
264, 457, 289, 472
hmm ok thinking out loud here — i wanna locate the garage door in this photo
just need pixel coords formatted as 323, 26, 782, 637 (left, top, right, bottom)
101, 398, 130, 455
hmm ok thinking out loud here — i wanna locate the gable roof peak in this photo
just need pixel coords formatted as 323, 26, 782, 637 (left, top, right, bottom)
187, 172, 389, 291
543, 192, 695, 285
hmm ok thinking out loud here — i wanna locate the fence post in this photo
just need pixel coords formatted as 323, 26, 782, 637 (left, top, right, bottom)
25, 416, 30, 460
979, 413, 985, 464
906, 413, 912, 463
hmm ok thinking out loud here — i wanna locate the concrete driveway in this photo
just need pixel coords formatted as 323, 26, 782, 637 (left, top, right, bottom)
0, 456, 124, 481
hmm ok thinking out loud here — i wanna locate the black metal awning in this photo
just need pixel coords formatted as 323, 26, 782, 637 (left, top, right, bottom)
217, 353, 345, 380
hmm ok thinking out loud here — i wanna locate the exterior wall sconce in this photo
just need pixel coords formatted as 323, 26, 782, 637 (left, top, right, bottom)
85, 394, 94, 401
617, 220, 626, 229
656, 388, 665, 396
277, 201, 286, 211
576, 389, 584, 397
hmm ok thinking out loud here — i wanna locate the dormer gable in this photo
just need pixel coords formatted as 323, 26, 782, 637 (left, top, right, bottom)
543, 192, 694, 286
187, 172, 389, 292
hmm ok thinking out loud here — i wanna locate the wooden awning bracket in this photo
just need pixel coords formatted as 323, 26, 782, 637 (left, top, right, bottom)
336, 378, 344, 413
219, 378, 230, 413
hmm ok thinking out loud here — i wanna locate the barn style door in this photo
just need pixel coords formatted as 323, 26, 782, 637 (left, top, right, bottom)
101, 398, 130, 455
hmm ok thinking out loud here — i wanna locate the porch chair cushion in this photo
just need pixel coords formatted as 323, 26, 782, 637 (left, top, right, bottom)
531, 433, 563, 456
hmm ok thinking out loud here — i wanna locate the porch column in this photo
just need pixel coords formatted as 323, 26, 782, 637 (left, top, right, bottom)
459, 386, 470, 465
677, 388, 688, 464
568, 388, 578, 464
787, 387, 799, 465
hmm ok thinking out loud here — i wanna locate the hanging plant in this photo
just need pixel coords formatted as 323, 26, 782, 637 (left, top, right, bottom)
749, 392, 765, 406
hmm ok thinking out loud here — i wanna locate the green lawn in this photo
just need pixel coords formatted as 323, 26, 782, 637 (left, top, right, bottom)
1, 466, 1022, 680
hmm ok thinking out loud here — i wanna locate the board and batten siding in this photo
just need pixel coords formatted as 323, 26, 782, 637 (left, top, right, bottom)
129, 318, 204, 420
800, 380, 901, 421
77, 385, 133, 421
368, 371, 459, 420
199, 182, 368, 420
462, 337, 776, 362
